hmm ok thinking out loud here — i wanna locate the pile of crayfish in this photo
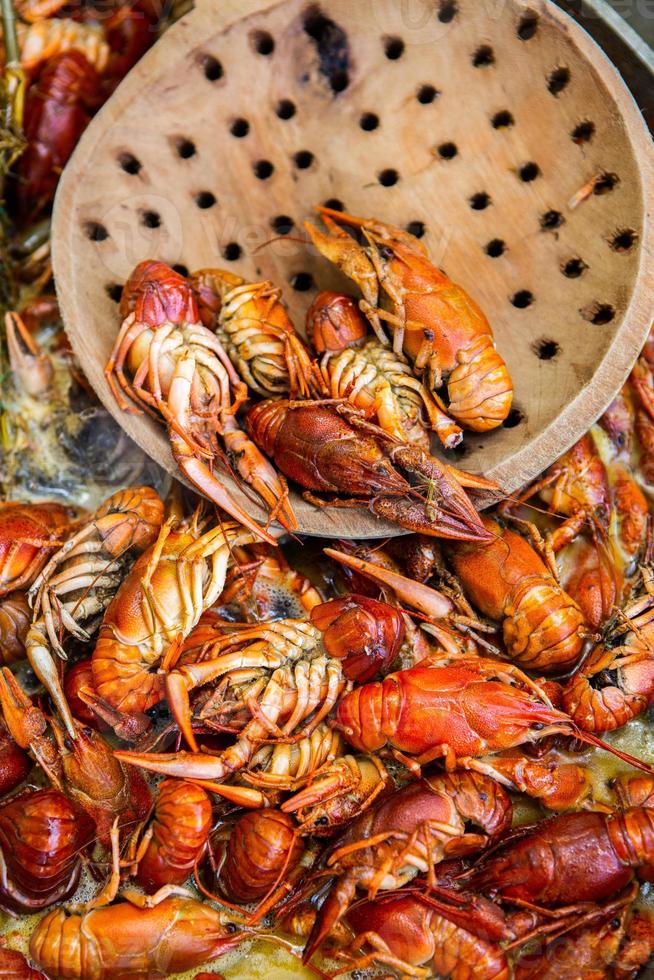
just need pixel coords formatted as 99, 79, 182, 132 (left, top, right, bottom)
1, 239, 654, 979
17, 0, 654, 976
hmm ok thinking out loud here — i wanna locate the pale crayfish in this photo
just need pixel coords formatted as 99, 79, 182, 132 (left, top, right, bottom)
191, 267, 325, 399
105, 260, 293, 538
115, 617, 352, 787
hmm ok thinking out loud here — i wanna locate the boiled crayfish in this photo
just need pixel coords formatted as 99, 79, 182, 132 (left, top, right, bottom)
91, 513, 259, 718
246, 399, 496, 540
300, 772, 512, 962
105, 260, 293, 538
191, 267, 324, 398
305, 207, 513, 432
307, 289, 463, 449
24, 485, 163, 737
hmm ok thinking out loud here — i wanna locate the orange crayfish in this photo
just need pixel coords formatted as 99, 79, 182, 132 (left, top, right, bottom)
446, 516, 588, 673
29, 894, 245, 979
327, 527, 587, 674
124, 779, 212, 893
309, 593, 405, 682
23, 485, 163, 738
246, 399, 496, 540
305, 207, 514, 432
91, 514, 258, 718
342, 890, 510, 979
307, 289, 463, 449
115, 617, 351, 785
300, 771, 512, 962
332, 657, 652, 778
0, 668, 151, 846
464, 808, 654, 904
205, 808, 305, 918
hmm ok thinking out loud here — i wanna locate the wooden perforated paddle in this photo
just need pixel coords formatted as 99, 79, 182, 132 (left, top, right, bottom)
52, 0, 654, 537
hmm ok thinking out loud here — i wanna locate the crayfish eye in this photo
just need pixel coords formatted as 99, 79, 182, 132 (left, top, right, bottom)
226, 922, 239, 934
378, 245, 394, 260
532, 723, 544, 731
315, 816, 329, 825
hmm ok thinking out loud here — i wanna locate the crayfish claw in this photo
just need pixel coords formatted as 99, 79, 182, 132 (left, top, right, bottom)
24, 620, 77, 740
76, 687, 151, 742
323, 548, 454, 619
164, 671, 198, 752
0, 667, 63, 787
114, 748, 228, 781
304, 218, 381, 331
6, 311, 53, 396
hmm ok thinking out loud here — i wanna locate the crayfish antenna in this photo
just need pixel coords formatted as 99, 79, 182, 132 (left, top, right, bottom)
578, 730, 654, 774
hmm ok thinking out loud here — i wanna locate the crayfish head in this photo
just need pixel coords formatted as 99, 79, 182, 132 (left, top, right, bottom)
120, 260, 199, 326
306, 291, 368, 353
315, 206, 434, 297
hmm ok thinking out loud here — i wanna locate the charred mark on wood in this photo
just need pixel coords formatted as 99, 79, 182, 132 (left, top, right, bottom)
303, 5, 351, 93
